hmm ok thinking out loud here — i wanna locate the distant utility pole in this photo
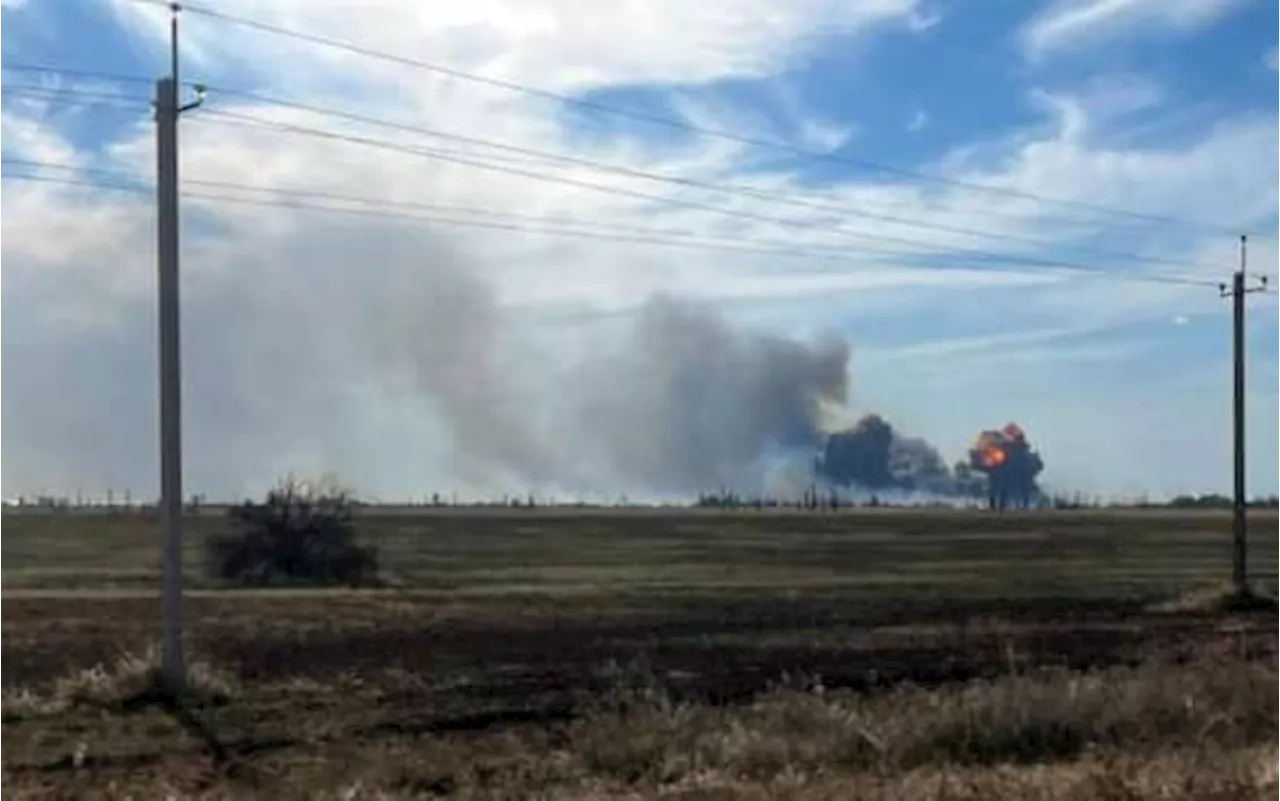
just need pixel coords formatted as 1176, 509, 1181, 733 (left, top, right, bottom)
155, 3, 204, 692
1220, 235, 1267, 596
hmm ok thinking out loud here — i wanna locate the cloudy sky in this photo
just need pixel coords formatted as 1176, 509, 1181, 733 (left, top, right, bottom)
2, 0, 1277, 502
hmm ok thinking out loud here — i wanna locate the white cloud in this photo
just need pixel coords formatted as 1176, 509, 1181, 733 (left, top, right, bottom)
104, 0, 923, 93
1074, 73, 1164, 118
1267, 46, 1278, 71
1, 111, 81, 167
793, 119, 854, 152
858, 323, 1110, 362
765, 78, 858, 153
1020, 0, 1240, 60
907, 109, 929, 133
1020, 74, 1164, 145
906, 8, 942, 31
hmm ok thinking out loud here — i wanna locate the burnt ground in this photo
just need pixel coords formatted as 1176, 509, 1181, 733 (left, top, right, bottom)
1, 509, 1277, 798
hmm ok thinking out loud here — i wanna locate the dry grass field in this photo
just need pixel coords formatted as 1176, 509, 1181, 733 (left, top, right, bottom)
2, 508, 1276, 799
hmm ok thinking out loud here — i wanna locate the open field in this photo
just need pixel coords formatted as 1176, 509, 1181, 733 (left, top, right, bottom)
2, 508, 1277, 799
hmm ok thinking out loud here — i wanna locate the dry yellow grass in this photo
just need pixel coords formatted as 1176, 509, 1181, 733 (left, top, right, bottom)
2, 635, 1274, 800
1, 645, 238, 718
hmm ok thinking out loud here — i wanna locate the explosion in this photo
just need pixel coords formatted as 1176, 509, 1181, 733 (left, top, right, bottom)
816, 417, 1045, 507
967, 423, 1044, 509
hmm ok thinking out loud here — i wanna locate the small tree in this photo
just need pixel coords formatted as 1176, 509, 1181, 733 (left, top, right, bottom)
208, 476, 378, 587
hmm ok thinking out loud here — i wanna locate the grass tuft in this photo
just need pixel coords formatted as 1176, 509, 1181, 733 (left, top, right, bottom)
1149, 582, 1279, 614
1, 645, 237, 719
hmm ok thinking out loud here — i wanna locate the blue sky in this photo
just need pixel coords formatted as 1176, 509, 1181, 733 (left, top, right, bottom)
2, 0, 1277, 501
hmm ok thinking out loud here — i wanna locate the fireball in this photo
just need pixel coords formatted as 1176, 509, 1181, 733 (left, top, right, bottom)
981, 444, 1007, 468
971, 430, 1012, 471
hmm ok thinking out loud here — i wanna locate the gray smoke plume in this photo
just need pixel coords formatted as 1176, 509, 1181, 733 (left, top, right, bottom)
368, 253, 560, 489
567, 296, 850, 493
317, 231, 852, 497
376, 281, 851, 494
2, 209, 857, 501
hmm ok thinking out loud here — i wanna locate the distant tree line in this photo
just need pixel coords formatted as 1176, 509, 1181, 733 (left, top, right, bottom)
693, 488, 991, 511
690, 490, 1280, 512
6, 490, 1279, 512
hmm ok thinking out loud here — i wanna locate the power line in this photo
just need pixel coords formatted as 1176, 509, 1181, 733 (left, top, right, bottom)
3, 158, 1213, 280
1, 62, 157, 85
0, 170, 147, 194
21, 158, 1259, 289
0, 84, 579, 172
0, 157, 897, 257
182, 90, 1229, 274
182, 109, 1224, 284
1, 62, 1195, 238
8, 62, 1273, 262
216, 110, 606, 173
137, 0, 1274, 238
2, 84, 153, 109
0, 80, 1239, 287
26, 157, 1190, 292
1, 170, 1221, 288
0, 170, 1001, 269
0, 169, 1023, 269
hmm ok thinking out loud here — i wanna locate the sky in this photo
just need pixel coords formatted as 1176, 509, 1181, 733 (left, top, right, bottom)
1, 0, 1277, 502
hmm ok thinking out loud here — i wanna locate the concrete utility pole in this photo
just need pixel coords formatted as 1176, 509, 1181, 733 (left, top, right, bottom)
155, 3, 204, 691
1220, 235, 1267, 596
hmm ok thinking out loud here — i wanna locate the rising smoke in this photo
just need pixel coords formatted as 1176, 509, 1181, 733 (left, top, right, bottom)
566, 297, 849, 493
816, 415, 1045, 503
378, 276, 851, 495
818, 414, 953, 494
376, 259, 1039, 503
3, 213, 1039, 503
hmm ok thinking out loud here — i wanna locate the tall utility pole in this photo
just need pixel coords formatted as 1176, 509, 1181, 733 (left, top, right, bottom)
1220, 235, 1267, 596
155, 3, 203, 691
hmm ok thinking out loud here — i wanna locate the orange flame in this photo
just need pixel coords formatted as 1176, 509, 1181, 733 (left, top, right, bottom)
972, 431, 1010, 470
980, 443, 1007, 468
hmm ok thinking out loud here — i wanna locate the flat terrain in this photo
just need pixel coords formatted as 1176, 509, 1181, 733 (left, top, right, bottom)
2, 508, 1277, 799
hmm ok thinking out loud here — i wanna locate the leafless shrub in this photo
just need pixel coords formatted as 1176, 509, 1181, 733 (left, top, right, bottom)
208, 476, 378, 587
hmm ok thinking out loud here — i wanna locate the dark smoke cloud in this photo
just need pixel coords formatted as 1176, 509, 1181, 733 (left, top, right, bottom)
819, 414, 895, 488
816, 415, 1051, 502
818, 414, 954, 495
888, 433, 955, 495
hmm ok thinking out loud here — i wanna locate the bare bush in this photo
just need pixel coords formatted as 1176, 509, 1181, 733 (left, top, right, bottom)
207, 476, 379, 587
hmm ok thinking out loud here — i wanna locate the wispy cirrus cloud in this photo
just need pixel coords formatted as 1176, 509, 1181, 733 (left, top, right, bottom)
1020, 0, 1241, 60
